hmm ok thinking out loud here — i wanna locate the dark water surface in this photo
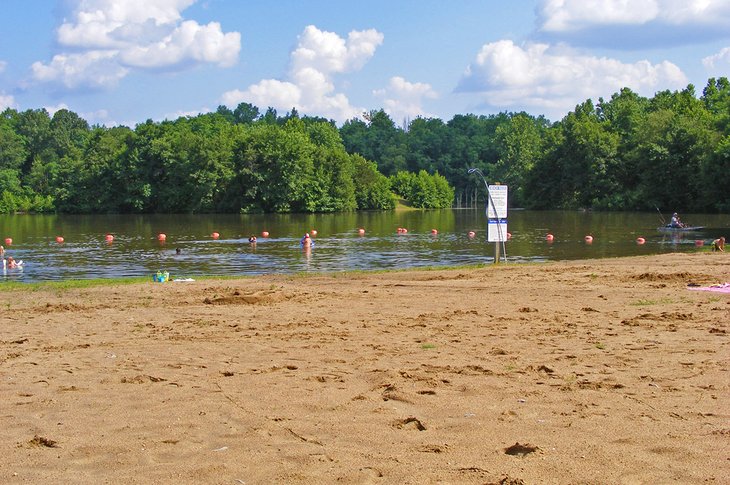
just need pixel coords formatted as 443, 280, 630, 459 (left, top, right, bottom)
1, 210, 728, 282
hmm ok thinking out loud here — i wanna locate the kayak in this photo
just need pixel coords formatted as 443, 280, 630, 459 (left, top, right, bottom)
657, 225, 705, 232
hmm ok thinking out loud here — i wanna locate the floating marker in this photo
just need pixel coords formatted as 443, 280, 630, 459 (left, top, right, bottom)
584, 235, 593, 244
157, 233, 167, 241
4, 237, 12, 246
311, 230, 318, 236
211, 232, 220, 239
358, 228, 365, 235
636, 237, 645, 245
431, 229, 438, 235
468, 231, 476, 238
546, 234, 554, 242
261, 231, 270, 238
56, 236, 64, 243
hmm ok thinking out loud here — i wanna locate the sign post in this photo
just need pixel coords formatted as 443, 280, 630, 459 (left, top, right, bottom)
486, 184, 508, 263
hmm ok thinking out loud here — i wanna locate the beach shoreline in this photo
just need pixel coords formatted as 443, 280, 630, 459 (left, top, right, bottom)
1, 252, 728, 484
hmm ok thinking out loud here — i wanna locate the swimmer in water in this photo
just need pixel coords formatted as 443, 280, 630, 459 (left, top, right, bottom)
300, 233, 312, 248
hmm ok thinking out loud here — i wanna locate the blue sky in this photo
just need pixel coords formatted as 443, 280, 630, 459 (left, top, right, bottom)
1, 0, 729, 127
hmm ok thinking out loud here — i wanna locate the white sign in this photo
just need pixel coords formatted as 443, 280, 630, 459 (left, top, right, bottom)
488, 218, 508, 242
487, 185, 508, 219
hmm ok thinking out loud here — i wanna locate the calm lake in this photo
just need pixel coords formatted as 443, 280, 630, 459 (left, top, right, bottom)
1, 210, 728, 282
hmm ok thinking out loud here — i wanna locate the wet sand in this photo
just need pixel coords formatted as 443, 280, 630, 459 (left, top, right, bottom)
1, 253, 728, 484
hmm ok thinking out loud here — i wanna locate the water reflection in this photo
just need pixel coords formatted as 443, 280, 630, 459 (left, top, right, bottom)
0, 210, 728, 282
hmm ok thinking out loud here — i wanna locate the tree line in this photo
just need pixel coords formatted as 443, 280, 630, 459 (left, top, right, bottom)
1, 77, 728, 214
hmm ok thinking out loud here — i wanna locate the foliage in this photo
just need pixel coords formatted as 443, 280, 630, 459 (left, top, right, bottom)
2, 77, 729, 214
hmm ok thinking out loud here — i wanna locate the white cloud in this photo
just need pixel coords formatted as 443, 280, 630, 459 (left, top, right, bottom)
702, 47, 730, 71
0, 60, 6, 72
0, 93, 15, 111
221, 25, 383, 124
32, 0, 240, 89
373, 76, 437, 122
538, 0, 730, 32
32, 51, 129, 89
458, 40, 688, 120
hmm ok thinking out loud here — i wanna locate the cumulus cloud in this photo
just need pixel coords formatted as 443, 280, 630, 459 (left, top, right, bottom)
702, 47, 730, 71
537, 0, 730, 46
0, 93, 15, 111
32, 0, 240, 89
373, 76, 438, 122
221, 25, 383, 124
457, 40, 688, 120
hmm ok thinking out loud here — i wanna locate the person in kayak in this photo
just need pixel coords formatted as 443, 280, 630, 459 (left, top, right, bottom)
669, 213, 685, 228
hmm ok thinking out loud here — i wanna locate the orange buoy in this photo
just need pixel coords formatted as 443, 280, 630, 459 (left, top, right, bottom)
105, 234, 114, 243
311, 230, 317, 236
402, 228, 408, 234
431, 229, 438, 235
636, 237, 645, 245
157, 233, 167, 241
584, 235, 593, 244
468, 231, 476, 238
546, 233, 554, 242
211, 232, 220, 239
56, 236, 64, 243
358, 228, 365, 235
261, 231, 269, 238
4, 237, 12, 246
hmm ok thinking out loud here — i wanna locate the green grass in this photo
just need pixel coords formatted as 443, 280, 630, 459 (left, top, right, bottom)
630, 297, 676, 306
421, 343, 436, 350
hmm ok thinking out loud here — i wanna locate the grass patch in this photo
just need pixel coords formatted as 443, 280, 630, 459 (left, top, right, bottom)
630, 297, 676, 306
595, 342, 605, 350
421, 343, 436, 350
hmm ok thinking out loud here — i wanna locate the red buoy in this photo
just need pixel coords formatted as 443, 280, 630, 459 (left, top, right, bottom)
584, 235, 593, 244
468, 231, 476, 238
261, 231, 270, 238
157, 233, 167, 241
546, 233, 554, 242
211, 232, 220, 239
105, 234, 114, 243
431, 229, 438, 235
506, 232, 512, 240
56, 236, 64, 243
636, 237, 645, 245
4, 237, 12, 246
358, 228, 365, 235
311, 230, 318, 236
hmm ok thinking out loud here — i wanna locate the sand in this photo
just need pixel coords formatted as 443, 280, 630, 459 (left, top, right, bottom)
1, 253, 728, 484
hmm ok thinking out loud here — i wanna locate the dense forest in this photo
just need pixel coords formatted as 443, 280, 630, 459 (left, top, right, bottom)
1, 77, 728, 214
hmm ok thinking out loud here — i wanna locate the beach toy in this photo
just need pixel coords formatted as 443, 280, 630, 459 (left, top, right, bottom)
695, 240, 704, 247
157, 233, 166, 241
636, 237, 645, 245
56, 236, 64, 243
262, 231, 270, 238
211, 232, 220, 239
4, 238, 11, 246
584, 235, 593, 244
153, 271, 170, 282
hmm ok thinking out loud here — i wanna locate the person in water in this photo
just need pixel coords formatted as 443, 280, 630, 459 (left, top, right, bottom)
248, 235, 257, 244
669, 212, 685, 228
5, 256, 18, 269
711, 236, 725, 252
300, 233, 312, 248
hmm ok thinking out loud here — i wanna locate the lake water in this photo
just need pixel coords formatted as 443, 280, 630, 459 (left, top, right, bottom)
1, 210, 728, 282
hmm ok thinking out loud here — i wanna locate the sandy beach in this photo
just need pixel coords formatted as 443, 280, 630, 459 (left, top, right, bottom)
1, 252, 728, 484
